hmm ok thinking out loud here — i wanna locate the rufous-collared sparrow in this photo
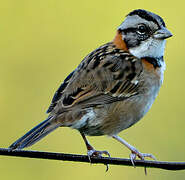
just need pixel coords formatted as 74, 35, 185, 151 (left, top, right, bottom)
9, 9, 172, 166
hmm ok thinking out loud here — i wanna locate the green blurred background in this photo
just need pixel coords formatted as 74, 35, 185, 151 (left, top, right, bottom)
0, 0, 184, 179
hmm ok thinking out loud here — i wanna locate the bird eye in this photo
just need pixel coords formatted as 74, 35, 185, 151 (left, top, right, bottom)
137, 24, 147, 35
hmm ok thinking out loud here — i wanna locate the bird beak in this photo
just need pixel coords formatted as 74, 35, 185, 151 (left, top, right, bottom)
153, 27, 173, 40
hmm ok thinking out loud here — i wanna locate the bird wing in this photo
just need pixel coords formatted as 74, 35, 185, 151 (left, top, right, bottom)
47, 42, 143, 114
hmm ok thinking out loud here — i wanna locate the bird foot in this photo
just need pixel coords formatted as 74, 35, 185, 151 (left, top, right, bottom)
87, 149, 110, 171
112, 135, 156, 174
87, 149, 110, 158
129, 148, 156, 175
129, 148, 156, 166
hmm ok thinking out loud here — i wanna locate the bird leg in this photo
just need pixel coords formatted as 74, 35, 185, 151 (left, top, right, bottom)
80, 132, 110, 171
112, 135, 156, 167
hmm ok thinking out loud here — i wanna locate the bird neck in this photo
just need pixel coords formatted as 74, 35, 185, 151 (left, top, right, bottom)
143, 56, 163, 69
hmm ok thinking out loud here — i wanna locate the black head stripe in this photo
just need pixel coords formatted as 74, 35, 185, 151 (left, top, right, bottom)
128, 9, 166, 27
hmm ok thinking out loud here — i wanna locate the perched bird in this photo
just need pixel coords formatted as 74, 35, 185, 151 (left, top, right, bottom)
9, 9, 172, 166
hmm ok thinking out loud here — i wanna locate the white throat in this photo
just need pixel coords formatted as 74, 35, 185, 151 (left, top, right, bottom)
129, 38, 166, 59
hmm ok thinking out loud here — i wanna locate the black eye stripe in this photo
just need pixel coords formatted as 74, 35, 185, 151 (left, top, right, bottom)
120, 27, 137, 34
119, 22, 153, 36
120, 27, 150, 35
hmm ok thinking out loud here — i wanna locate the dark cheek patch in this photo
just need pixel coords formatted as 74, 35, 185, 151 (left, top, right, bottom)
124, 33, 141, 48
123, 32, 150, 49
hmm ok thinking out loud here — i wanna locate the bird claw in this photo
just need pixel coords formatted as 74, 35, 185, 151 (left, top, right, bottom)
130, 148, 156, 163
129, 149, 156, 174
87, 149, 110, 171
129, 153, 137, 167
88, 149, 110, 158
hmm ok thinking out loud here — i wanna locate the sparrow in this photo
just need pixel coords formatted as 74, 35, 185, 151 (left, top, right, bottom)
9, 9, 172, 166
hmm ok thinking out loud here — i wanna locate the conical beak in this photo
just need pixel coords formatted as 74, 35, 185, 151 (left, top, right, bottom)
154, 27, 173, 40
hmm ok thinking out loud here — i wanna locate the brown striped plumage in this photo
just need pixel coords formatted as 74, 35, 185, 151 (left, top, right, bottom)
48, 42, 142, 114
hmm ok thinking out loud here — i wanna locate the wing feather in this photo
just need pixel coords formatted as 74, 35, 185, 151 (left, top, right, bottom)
47, 42, 143, 113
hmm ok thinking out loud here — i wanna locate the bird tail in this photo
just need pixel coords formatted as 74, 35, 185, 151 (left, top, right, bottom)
9, 116, 61, 150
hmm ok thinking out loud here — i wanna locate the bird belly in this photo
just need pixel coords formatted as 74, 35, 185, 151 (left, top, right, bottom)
99, 86, 161, 135
68, 81, 162, 136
